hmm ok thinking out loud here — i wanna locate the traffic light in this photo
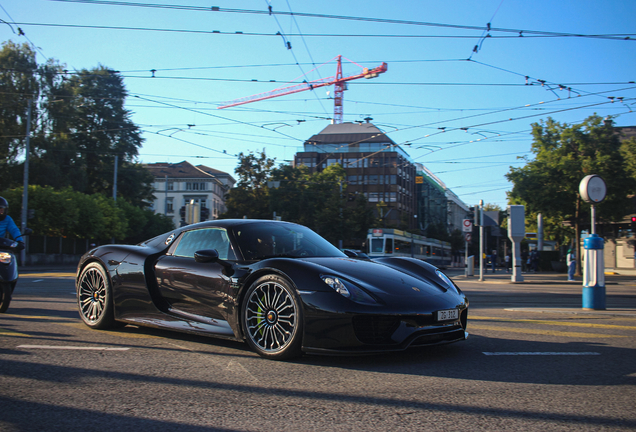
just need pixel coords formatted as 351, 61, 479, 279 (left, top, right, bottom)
631, 216, 636, 231
467, 206, 475, 226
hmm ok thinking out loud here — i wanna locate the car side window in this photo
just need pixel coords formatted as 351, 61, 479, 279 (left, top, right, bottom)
173, 228, 234, 260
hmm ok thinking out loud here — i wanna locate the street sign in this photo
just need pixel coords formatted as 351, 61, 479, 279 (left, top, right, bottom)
465, 233, 472, 242
462, 219, 472, 232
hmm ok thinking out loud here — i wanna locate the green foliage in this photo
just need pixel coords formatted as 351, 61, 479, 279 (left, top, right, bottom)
506, 115, 635, 246
0, 41, 152, 205
0, 42, 39, 189
0, 185, 174, 243
222, 150, 275, 219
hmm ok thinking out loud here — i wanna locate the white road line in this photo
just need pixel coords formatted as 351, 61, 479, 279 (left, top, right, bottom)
483, 352, 600, 356
17, 345, 130, 351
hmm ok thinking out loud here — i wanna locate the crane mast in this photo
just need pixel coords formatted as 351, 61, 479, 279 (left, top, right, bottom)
217, 55, 387, 124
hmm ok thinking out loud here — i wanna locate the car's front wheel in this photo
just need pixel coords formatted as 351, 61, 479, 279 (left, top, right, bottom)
242, 274, 303, 360
77, 262, 118, 329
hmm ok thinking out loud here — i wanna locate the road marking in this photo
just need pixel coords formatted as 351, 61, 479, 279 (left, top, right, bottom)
0, 328, 32, 338
17, 345, 129, 351
471, 316, 636, 330
22, 272, 76, 278
469, 324, 627, 338
483, 352, 601, 356
61, 322, 160, 338
0, 314, 76, 322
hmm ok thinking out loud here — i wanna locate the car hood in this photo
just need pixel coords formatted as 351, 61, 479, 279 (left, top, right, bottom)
301, 257, 452, 299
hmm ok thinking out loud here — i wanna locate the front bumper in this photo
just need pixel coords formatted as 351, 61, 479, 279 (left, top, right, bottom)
300, 291, 469, 355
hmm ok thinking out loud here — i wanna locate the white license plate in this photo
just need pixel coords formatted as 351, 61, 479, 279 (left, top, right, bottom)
436, 309, 459, 321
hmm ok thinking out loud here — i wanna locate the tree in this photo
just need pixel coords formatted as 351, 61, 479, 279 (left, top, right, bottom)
223, 150, 276, 219
0, 41, 39, 189
0, 41, 153, 204
506, 115, 635, 275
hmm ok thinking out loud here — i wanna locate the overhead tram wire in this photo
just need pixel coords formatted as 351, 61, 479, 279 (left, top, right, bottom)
14, 21, 634, 41
48, 0, 636, 41
133, 95, 305, 144
263, 0, 330, 117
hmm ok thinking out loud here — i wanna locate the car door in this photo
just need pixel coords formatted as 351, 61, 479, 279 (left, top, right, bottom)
155, 227, 235, 321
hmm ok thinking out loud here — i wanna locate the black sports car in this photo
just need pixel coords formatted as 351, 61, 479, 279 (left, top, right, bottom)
76, 219, 468, 360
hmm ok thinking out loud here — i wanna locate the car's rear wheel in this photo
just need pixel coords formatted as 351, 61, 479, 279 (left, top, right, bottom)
77, 262, 118, 329
242, 274, 303, 360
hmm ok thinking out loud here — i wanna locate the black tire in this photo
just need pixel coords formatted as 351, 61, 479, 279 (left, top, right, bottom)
0, 283, 12, 313
241, 274, 303, 360
77, 262, 118, 329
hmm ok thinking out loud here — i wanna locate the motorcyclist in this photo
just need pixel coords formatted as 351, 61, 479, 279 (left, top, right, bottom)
0, 197, 25, 251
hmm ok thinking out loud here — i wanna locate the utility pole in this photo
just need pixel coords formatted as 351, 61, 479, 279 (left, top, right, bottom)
20, 99, 32, 265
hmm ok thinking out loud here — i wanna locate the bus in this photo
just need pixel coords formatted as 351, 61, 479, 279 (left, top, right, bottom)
366, 228, 452, 269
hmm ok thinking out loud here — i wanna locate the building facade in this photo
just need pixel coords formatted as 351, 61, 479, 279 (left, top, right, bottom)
144, 161, 235, 227
294, 122, 418, 229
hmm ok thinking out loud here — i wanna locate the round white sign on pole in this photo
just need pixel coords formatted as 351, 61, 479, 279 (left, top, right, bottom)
579, 175, 607, 204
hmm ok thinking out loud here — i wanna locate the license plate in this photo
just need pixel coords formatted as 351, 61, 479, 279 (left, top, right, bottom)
436, 309, 459, 321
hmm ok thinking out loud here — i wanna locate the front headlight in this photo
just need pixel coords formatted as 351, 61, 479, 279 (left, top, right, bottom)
0, 252, 12, 265
321, 275, 377, 305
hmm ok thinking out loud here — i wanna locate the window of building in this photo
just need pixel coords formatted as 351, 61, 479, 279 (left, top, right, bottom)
167, 182, 174, 191
166, 198, 174, 213
186, 182, 206, 191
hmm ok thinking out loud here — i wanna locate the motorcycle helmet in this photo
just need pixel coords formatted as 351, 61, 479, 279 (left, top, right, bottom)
0, 196, 7, 221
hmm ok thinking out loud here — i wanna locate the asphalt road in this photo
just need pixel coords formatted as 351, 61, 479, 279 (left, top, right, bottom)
0, 268, 635, 431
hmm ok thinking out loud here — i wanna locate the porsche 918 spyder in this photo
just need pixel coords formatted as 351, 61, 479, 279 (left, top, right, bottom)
76, 219, 468, 360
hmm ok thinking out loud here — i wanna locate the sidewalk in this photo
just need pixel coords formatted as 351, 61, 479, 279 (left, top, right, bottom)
450, 269, 636, 285
449, 269, 636, 317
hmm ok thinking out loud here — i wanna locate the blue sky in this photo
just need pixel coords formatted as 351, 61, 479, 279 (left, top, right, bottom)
2, 0, 635, 208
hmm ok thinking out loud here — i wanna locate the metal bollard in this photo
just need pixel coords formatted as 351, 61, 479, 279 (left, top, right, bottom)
582, 234, 605, 310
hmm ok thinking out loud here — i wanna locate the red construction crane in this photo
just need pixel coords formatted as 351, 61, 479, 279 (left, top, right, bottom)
217, 55, 387, 124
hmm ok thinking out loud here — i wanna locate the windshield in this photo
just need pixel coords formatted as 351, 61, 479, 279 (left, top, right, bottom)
234, 222, 346, 261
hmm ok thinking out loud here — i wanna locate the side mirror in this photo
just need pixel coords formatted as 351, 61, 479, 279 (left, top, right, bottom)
194, 249, 220, 263
344, 249, 371, 260
194, 249, 234, 273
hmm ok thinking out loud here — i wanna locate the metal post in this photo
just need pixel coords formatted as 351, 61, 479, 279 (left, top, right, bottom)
464, 238, 468, 276
479, 200, 484, 281
113, 154, 118, 201
20, 99, 32, 265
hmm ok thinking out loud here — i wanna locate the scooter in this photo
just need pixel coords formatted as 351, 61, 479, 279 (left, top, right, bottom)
0, 228, 32, 313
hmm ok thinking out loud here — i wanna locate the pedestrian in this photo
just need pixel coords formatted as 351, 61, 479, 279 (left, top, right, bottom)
530, 250, 539, 272
521, 250, 528, 272
491, 250, 497, 273
505, 253, 511, 273
0, 197, 25, 249
567, 248, 576, 281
